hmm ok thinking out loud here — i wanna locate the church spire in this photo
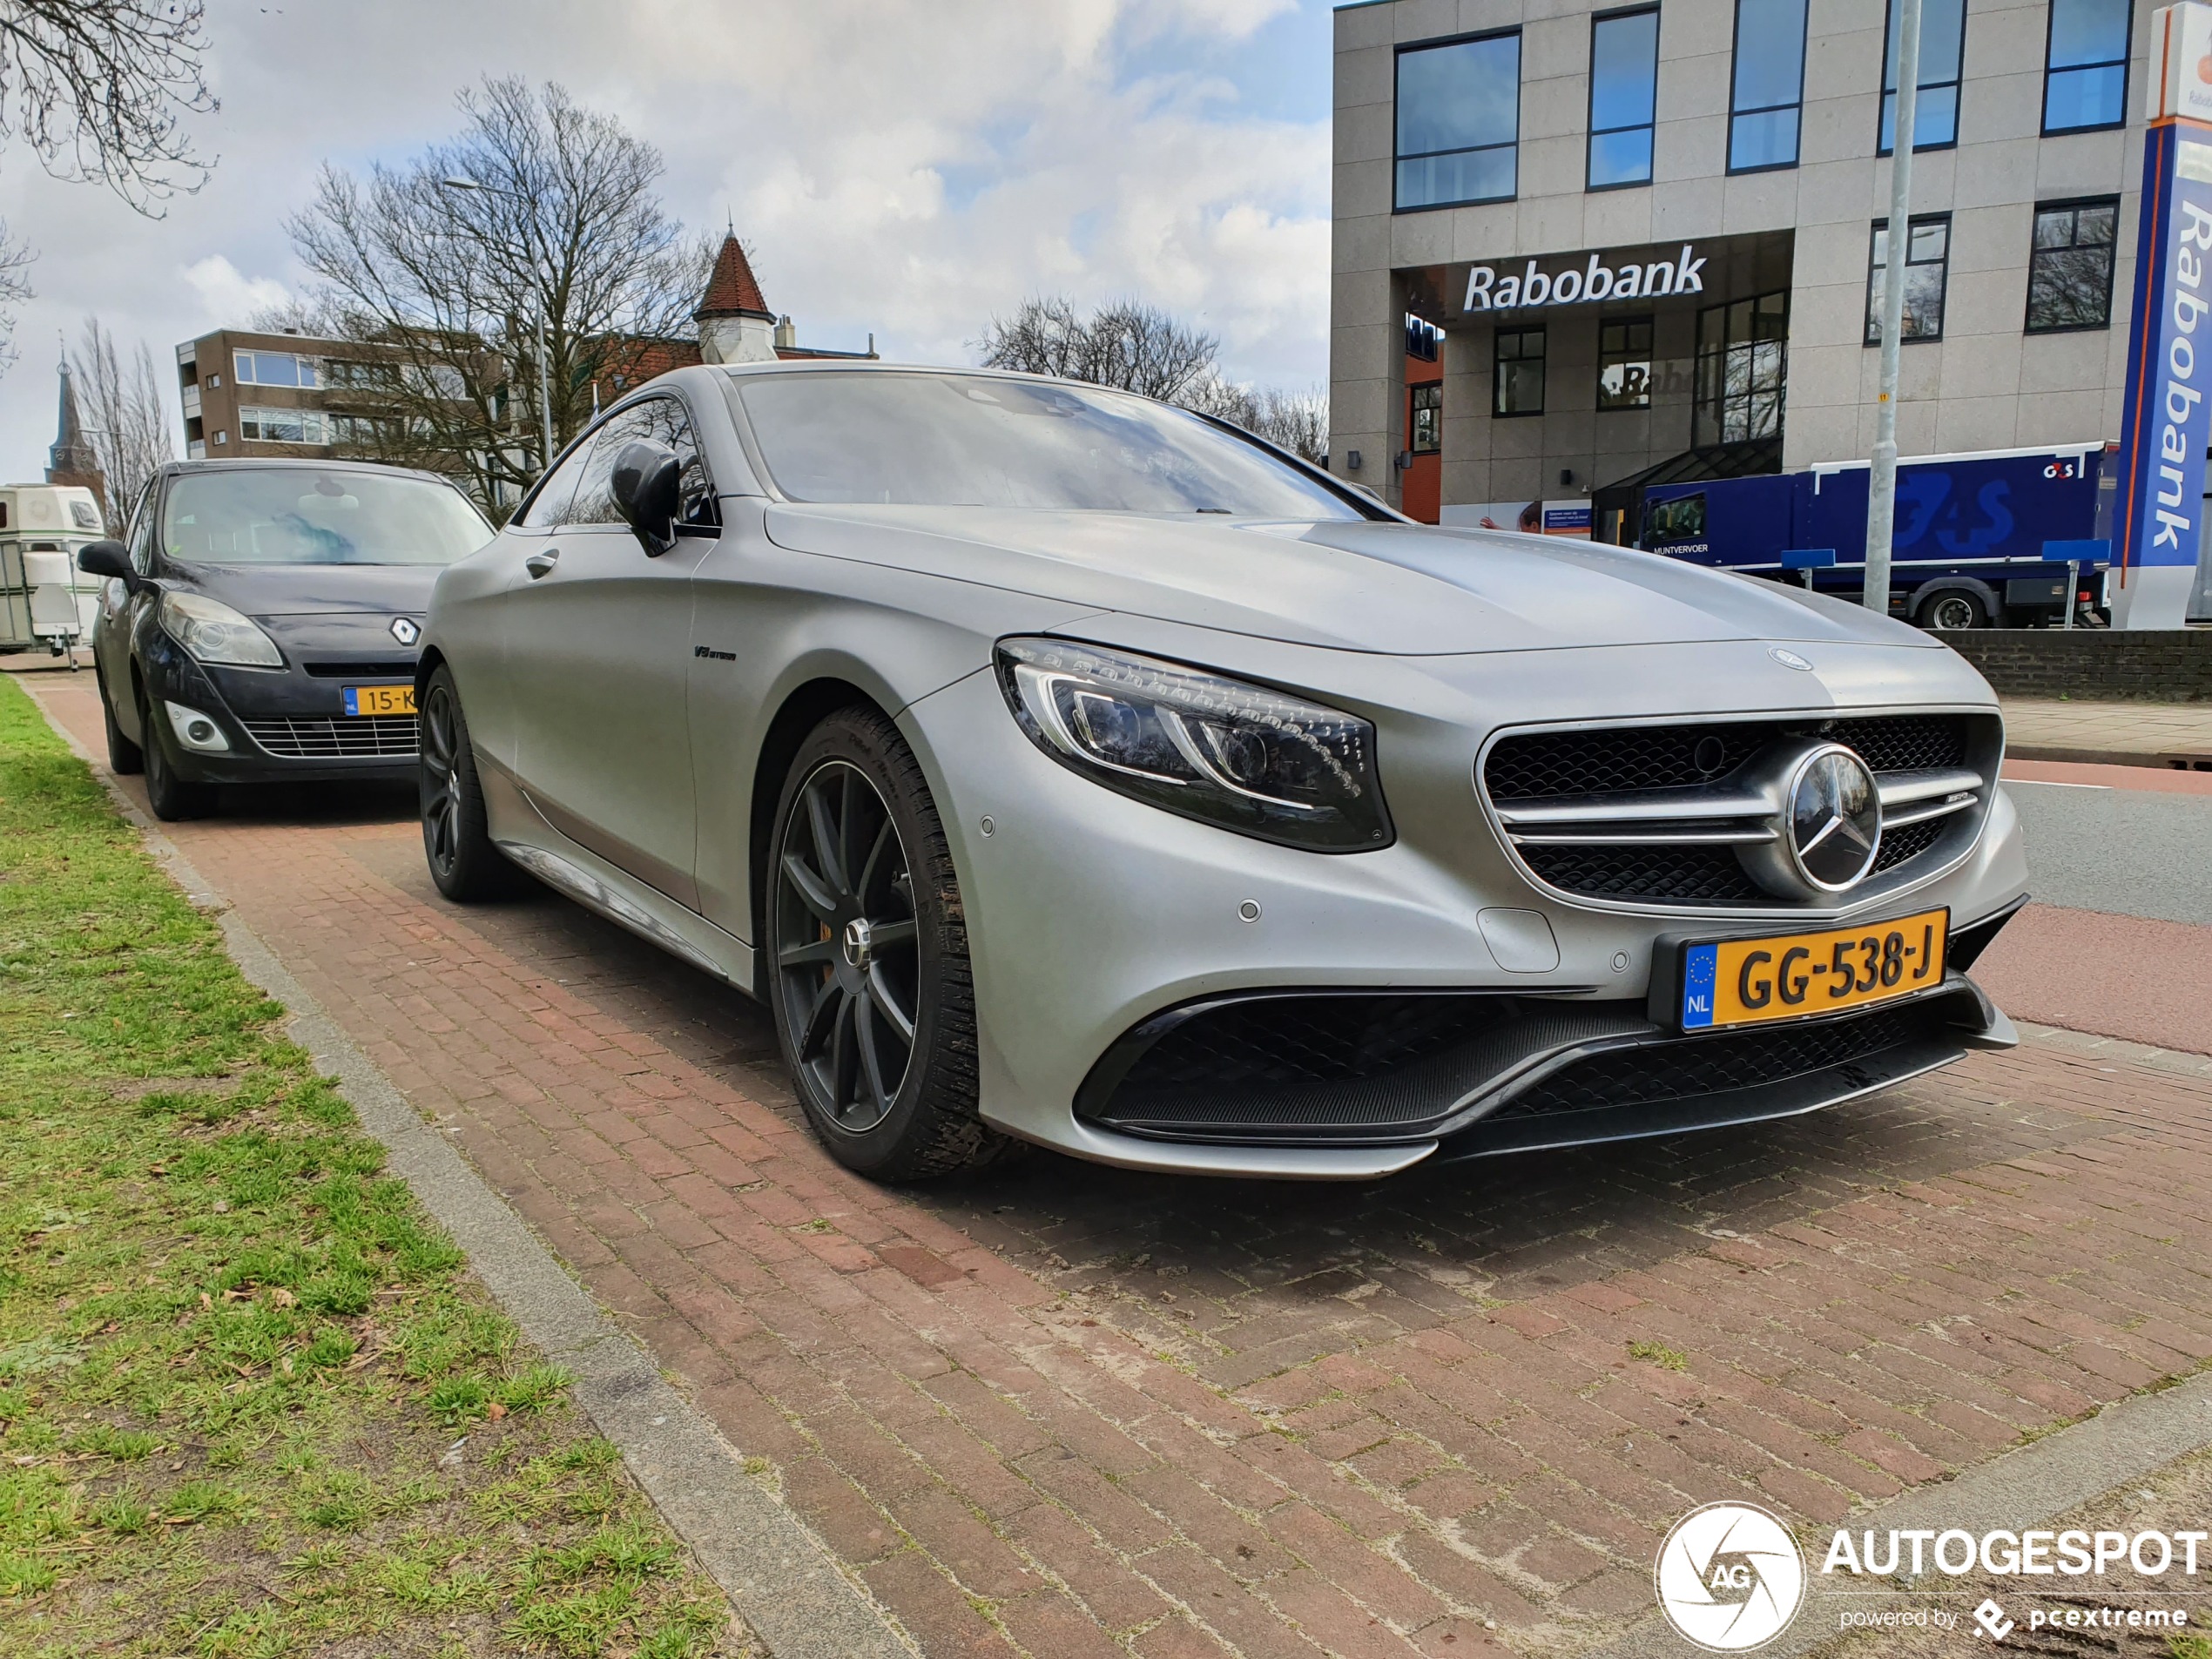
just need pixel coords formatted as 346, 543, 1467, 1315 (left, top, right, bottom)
46, 356, 108, 514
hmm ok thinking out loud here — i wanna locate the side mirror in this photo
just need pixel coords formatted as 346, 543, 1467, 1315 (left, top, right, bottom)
78, 540, 136, 587
610, 440, 683, 556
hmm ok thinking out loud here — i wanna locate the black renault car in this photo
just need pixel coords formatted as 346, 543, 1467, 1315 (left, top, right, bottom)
79, 459, 494, 819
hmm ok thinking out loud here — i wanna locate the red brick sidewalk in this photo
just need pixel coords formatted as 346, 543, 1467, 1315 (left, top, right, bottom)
30, 671, 2212, 1659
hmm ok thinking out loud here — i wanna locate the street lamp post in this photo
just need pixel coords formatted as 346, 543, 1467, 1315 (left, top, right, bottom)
437, 177, 557, 474
1863, 0, 1925, 614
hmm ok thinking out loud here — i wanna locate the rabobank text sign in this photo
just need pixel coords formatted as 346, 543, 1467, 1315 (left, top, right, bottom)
2115, 4, 2212, 626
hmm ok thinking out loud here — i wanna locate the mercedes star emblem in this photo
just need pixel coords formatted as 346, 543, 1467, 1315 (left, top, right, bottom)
390, 617, 421, 645
1768, 647, 1814, 671
1784, 744, 1883, 893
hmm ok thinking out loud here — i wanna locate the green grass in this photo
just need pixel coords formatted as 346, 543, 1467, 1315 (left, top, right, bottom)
1627, 1339, 1690, 1372
0, 675, 746, 1656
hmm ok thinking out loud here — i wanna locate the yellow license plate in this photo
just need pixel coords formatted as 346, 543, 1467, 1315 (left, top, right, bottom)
342, 685, 415, 717
1677, 907, 1949, 1031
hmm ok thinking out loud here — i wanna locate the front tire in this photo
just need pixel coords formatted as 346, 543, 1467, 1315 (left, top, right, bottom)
765, 707, 1014, 1181
100, 671, 143, 775
419, 666, 516, 901
138, 685, 213, 821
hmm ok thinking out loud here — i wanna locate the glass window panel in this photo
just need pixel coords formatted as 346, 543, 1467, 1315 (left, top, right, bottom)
1494, 327, 1546, 415
1882, 81, 1959, 149
1589, 10, 1659, 131
2027, 198, 2120, 331
1731, 0, 1807, 113
2078, 204, 2116, 243
1866, 216, 1950, 342
233, 350, 252, 383
1728, 106, 1800, 171
1397, 146, 1516, 209
1397, 35, 1521, 157
1410, 383, 1443, 453
2048, 0, 2128, 66
2044, 63, 2125, 130
1588, 127, 1655, 188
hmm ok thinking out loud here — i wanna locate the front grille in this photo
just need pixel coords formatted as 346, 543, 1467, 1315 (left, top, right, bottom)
242, 715, 418, 759
1487, 1002, 1937, 1121
1483, 713, 1995, 909
1119, 995, 1495, 1089
302, 659, 415, 679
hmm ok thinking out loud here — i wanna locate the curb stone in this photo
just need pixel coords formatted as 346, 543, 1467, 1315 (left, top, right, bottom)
22, 681, 916, 1659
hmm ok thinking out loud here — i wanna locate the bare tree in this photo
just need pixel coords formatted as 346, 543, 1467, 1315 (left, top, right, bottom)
0, 0, 214, 207
978, 297, 1220, 403
71, 315, 172, 510
284, 78, 710, 511
981, 295, 1327, 463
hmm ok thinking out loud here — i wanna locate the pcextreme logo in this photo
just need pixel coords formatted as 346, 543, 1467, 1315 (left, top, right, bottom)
1656, 1502, 1808, 1651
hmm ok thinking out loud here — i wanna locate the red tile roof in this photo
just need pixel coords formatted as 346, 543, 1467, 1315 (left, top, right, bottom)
695, 233, 773, 320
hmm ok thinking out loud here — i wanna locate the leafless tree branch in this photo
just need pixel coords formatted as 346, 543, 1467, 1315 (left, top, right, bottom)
71, 314, 172, 509
0, 0, 215, 211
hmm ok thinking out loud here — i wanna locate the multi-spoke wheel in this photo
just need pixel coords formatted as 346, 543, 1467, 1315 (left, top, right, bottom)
419, 665, 514, 901
765, 708, 1015, 1180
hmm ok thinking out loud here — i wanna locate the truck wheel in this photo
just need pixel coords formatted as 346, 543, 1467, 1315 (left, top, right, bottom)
1918, 590, 1986, 631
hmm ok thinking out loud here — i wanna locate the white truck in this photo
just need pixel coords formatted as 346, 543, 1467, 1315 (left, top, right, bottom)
0, 482, 109, 662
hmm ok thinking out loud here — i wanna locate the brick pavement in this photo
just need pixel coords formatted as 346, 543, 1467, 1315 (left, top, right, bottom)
28, 671, 2212, 1659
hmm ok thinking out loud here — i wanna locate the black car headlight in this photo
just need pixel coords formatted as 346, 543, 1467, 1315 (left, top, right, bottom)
994, 637, 1393, 852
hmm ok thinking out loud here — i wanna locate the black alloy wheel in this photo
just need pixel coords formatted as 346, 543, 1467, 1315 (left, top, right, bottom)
419, 666, 515, 901
99, 671, 142, 775
766, 708, 1013, 1180
137, 683, 212, 821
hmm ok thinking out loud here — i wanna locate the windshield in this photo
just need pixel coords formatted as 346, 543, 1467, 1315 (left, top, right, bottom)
162, 469, 493, 565
734, 371, 1364, 519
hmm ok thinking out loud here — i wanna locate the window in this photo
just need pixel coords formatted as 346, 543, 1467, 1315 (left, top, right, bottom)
1729, 0, 1808, 172
330, 412, 403, 447
2025, 198, 2119, 332
213, 430, 227, 445
1396, 32, 1521, 210
1406, 314, 1443, 361
233, 349, 320, 389
1494, 327, 1546, 415
239, 407, 332, 444
1588, 8, 1660, 190
1597, 317, 1655, 410
1865, 215, 1951, 343
1647, 492, 1707, 541
1694, 292, 1789, 444
2045, 0, 2129, 132
515, 435, 594, 529
1880, 0, 1966, 151
1411, 383, 1442, 453
326, 359, 401, 392
561, 396, 719, 531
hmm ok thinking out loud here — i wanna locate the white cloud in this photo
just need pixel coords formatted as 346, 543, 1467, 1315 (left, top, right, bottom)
0, 0, 1331, 471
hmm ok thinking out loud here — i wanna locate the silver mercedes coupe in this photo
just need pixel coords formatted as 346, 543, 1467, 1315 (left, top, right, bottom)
416, 363, 2027, 1182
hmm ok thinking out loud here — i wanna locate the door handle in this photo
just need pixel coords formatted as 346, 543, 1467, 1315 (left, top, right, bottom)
525, 548, 559, 579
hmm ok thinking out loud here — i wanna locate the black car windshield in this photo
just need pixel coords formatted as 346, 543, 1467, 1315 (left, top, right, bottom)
735, 371, 1364, 518
162, 469, 493, 565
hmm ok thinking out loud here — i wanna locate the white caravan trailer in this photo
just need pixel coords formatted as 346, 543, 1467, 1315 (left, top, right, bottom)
0, 483, 108, 657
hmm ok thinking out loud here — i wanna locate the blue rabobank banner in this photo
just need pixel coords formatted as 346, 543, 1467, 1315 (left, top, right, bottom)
2114, 82, 2212, 625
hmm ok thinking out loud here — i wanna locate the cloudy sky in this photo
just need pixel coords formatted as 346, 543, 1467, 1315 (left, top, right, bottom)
3, 0, 1334, 478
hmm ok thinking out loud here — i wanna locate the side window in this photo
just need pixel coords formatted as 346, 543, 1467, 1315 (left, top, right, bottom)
128, 480, 159, 572
514, 437, 598, 529
563, 396, 718, 530
561, 404, 662, 526
630, 396, 719, 531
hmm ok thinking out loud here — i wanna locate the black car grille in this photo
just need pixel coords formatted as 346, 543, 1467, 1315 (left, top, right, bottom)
1487, 1002, 1938, 1122
1118, 995, 1496, 1089
242, 715, 418, 759
1484, 714, 1970, 801
1484, 713, 1991, 908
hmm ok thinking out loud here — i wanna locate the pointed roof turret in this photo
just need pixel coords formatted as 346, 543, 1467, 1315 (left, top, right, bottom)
694, 232, 773, 323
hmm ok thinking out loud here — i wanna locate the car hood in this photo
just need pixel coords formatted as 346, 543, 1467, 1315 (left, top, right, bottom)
161, 560, 442, 622
761, 506, 1941, 656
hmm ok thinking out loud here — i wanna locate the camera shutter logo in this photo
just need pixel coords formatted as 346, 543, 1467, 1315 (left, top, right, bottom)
1655, 1501, 1806, 1651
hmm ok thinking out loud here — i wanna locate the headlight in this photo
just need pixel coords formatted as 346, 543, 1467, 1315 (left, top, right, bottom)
995, 637, 1393, 851
158, 591, 282, 667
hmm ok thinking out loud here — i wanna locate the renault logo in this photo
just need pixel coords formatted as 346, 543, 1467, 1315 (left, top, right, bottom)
390, 617, 421, 645
1785, 744, 1882, 892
